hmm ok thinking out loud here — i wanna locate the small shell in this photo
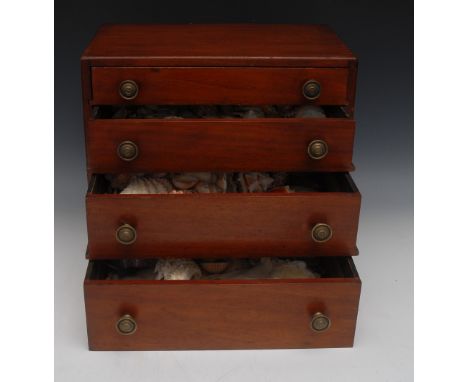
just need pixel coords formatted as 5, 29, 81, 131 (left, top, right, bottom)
195, 182, 220, 193
200, 261, 230, 274
242, 107, 265, 119
154, 259, 202, 280
110, 173, 132, 190
171, 173, 200, 190
294, 105, 326, 118
189, 172, 213, 183
215, 173, 227, 192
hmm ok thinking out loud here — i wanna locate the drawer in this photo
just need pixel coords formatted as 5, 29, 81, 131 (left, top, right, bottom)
86, 173, 360, 259
84, 256, 361, 350
91, 67, 350, 105
86, 114, 355, 173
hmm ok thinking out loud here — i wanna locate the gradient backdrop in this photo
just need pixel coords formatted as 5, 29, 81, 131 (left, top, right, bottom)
55, 1, 413, 381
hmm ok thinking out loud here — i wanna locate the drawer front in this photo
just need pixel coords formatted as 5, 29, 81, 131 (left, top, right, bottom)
87, 119, 355, 173
91, 67, 350, 105
86, 189, 360, 259
84, 261, 361, 350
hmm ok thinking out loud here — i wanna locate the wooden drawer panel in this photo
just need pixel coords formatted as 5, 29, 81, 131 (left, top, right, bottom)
86, 173, 360, 259
84, 257, 361, 350
91, 67, 350, 105
86, 118, 355, 173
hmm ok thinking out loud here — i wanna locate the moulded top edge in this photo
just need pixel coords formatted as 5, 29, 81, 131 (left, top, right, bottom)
81, 24, 357, 66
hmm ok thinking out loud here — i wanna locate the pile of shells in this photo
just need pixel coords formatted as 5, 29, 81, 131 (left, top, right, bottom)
107, 172, 293, 194
105, 258, 321, 281
104, 104, 326, 119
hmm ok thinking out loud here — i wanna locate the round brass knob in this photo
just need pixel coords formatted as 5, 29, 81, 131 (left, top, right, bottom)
116, 314, 137, 335
302, 80, 321, 100
117, 141, 139, 161
116, 224, 137, 245
119, 80, 139, 100
311, 223, 333, 243
307, 140, 328, 160
310, 312, 331, 332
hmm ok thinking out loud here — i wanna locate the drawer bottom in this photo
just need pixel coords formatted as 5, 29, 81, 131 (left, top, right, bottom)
84, 257, 361, 350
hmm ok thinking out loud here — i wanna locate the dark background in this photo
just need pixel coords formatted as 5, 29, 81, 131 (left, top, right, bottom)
55, 1, 413, 380
55, 0, 413, 216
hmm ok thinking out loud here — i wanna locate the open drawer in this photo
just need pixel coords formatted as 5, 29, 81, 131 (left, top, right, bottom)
84, 256, 361, 350
86, 172, 361, 259
86, 105, 355, 173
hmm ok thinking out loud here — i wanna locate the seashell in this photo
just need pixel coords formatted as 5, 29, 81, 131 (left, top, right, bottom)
110, 173, 132, 190
151, 172, 167, 178
189, 172, 213, 183
200, 261, 230, 274
270, 259, 319, 279
269, 185, 294, 193
120, 177, 137, 194
171, 173, 200, 190
215, 173, 227, 192
239, 172, 275, 192
195, 182, 220, 193
242, 107, 265, 119
154, 259, 202, 280
294, 105, 326, 118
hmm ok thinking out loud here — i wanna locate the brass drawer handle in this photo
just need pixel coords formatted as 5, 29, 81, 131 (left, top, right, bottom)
117, 141, 139, 161
311, 223, 333, 242
116, 224, 137, 245
310, 312, 331, 332
307, 140, 328, 160
119, 80, 139, 100
302, 79, 321, 100
116, 314, 137, 335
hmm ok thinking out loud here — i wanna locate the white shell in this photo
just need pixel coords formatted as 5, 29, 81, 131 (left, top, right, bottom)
154, 259, 202, 280
294, 105, 326, 118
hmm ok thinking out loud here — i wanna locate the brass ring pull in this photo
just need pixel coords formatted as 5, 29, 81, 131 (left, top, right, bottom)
117, 141, 139, 161
307, 140, 328, 160
310, 312, 331, 332
119, 80, 139, 100
115, 224, 137, 245
116, 314, 137, 335
311, 223, 333, 243
302, 80, 321, 100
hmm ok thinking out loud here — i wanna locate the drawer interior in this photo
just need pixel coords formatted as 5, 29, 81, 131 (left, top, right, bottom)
86, 256, 359, 282
89, 172, 358, 195
92, 104, 349, 120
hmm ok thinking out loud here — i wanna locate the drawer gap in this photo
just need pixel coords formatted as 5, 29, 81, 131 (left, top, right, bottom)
92, 105, 349, 119
86, 256, 358, 282
91, 172, 357, 195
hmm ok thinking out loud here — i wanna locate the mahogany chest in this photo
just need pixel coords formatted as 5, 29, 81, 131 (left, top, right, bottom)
81, 24, 361, 350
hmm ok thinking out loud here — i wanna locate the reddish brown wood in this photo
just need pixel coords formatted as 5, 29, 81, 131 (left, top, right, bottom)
91, 67, 349, 106
82, 24, 356, 68
86, 118, 355, 173
84, 259, 361, 350
86, 178, 361, 259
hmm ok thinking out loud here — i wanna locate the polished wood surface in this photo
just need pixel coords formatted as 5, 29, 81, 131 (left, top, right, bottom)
81, 24, 362, 350
86, 176, 361, 259
86, 118, 355, 173
91, 67, 349, 105
82, 24, 356, 67
84, 258, 361, 350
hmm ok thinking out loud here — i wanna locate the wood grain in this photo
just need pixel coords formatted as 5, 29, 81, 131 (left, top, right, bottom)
86, 177, 361, 259
91, 67, 349, 106
86, 118, 355, 173
82, 24, 356, 68
84, 258, 361, 350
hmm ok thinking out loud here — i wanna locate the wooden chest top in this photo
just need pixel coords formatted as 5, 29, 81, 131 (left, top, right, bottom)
82, 24, 356, 67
